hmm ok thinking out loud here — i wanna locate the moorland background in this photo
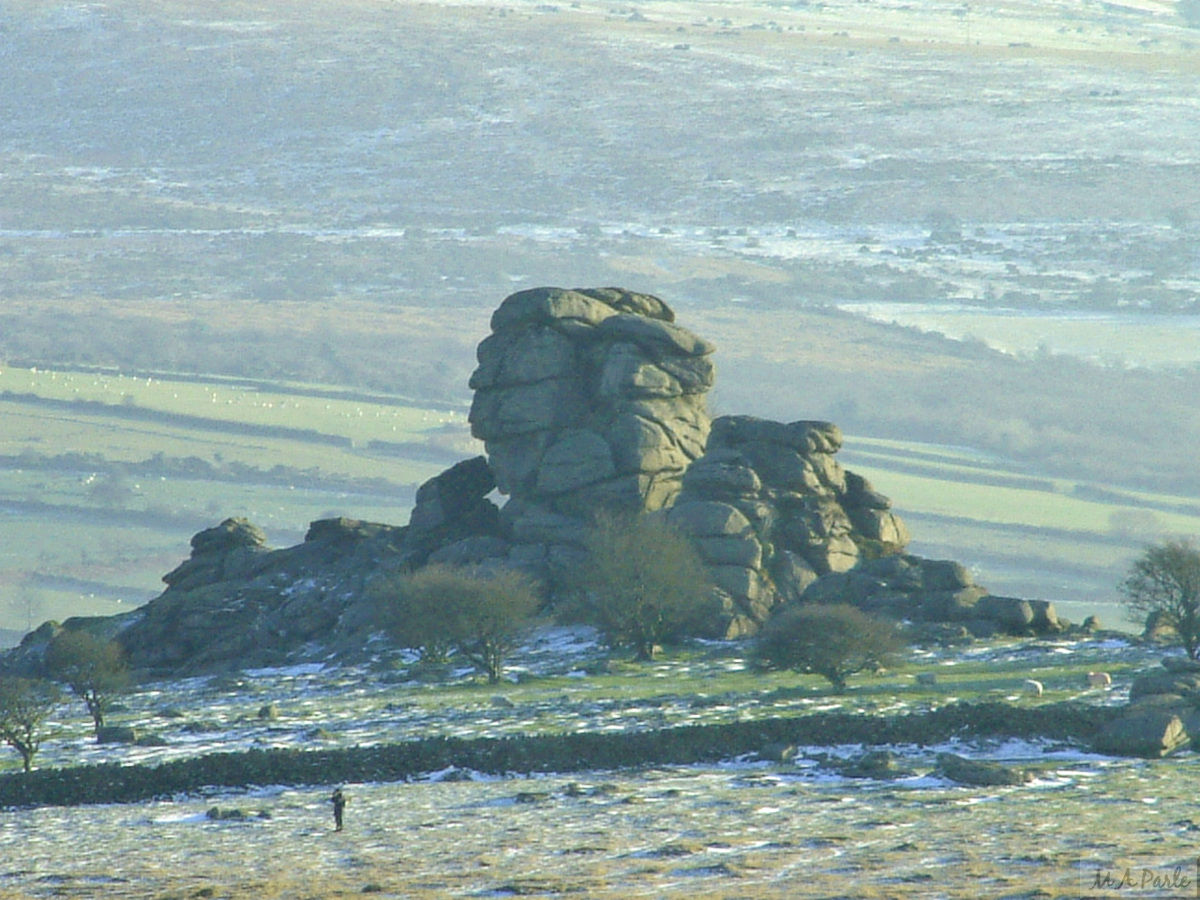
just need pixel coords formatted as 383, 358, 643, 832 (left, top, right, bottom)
2, 0, 1200, 642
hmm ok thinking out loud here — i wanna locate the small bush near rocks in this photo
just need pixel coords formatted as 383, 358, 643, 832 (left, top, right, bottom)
566, 512, 719, 661
370, 565, 541, 683
753, 603, 903, 692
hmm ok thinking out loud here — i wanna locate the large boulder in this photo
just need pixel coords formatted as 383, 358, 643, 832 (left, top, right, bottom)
470, 287, 713, 511
1094, 708, 1191, 758
667, 415, 913, 635
161, 517, 272, 592
936, 753, 1032, 786
469, 287, 715, 581
405, 456, 502, 558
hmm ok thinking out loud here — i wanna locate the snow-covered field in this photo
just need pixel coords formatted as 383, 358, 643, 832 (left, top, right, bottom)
2, 629, 1192, 898
6, 744, 1199, 898
26, 627, 1141, 771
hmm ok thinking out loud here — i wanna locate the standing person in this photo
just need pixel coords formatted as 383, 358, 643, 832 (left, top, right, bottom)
330, 787, 346, 831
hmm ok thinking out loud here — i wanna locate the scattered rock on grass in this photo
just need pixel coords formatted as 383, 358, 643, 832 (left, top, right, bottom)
758, 741, 798, 763
837, 750, 914, 779
96, 725, 139, 744
936, 752, 1032, 786
1093, 708, 1191, 758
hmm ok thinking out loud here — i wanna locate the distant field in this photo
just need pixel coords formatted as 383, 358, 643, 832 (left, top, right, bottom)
837, 304, 1200, 369
0, 363, 478, 634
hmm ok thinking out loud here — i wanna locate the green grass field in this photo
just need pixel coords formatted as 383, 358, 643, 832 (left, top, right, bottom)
0, 363, 478, 633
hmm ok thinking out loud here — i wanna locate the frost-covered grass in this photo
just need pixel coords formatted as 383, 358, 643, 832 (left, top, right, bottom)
5, 744, 1200, 898
0, 628, 1189, 897
9, 628, 1151, 774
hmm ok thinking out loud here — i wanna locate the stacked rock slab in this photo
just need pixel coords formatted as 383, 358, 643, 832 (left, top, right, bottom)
469, 287, 715, 576
666, 415, 912, 637
1093, 659, 1200, 757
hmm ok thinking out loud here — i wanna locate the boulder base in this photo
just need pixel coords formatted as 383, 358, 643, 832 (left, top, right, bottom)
1094, 709, 1191, 758
936, 753, 1032, 786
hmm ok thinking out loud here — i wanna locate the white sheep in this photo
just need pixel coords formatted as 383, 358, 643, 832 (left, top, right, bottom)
1087, 671, 1112, 689
1023, 679, 1044, 698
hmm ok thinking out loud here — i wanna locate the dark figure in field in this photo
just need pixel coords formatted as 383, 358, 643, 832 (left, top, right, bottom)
331, 788, 346, 831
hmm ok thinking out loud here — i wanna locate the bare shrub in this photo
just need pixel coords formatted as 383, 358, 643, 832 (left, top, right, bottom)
753, 603, 903, 692
44, 629, 130, 736
1121, 539, 1200, 659
371, 565, 540, 683
0, 677, 60, 772
566, 512, 718, 661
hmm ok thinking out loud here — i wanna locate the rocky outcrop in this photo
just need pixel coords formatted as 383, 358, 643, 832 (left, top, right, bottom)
160, 517, 273, 592
109, 453, 511, 674
111, 516, 406, 674
793, 555, 1062, 638
667, 415, 911, 636
3, 286, 1078, 675
468, 287, 715, 580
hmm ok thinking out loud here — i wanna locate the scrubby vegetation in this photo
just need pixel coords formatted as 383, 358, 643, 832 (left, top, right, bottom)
370, 565, 542, 683
1121, 539, 1200, 659
752, 603, 904, 692
566, 513, 720, 660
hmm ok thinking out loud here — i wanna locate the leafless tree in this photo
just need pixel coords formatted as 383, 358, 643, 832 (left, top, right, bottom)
372, 565, 541, 683
1121, 539, 1200, 659
567, 512, 717, 661
44, 630, 130, 736
0, 677, 60, 772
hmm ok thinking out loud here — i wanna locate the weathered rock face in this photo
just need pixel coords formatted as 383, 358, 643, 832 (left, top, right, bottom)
470, 287, 713, 509
108, 457, 509, 674
666, 415, 911, 637
796, 555, 1062, 638
113, 516, 410, 674
404, 455, 504, 562
470, 287, 714, 579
